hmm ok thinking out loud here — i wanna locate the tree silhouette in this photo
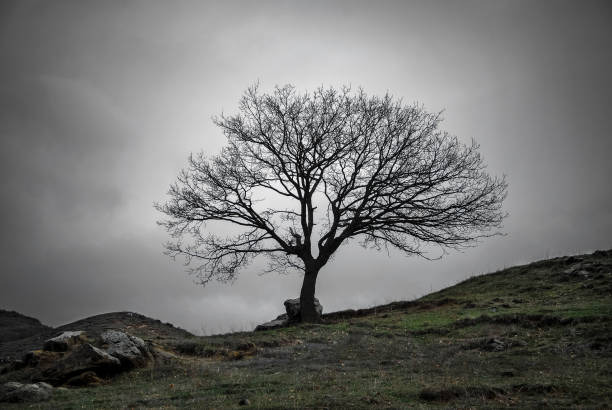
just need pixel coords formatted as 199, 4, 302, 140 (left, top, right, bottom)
157, 85, 507, 322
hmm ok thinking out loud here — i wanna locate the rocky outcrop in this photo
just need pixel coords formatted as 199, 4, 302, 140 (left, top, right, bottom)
43, 331, 87, 352
101, 330, 151, 368
40, 343, 121, 385
1, 329, 154, 388
0, 381, 53, 403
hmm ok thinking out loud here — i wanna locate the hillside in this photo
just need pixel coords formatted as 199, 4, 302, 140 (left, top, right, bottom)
0, 310, 52, 344
0, 312, 193, 364
1, 249, 611, 408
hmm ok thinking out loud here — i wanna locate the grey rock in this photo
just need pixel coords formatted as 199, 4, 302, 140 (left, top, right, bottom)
2, 382, 22, 391
0, 381, 53, 403
577, 270, 590, 277
254, 314, 289, 331
43, 331, 86, 352
2, 359, 25, 373
255, 298, 324, 330
464, 337, 514, 352
563, 263, 593, 278
41, 343, 121, 385
563, 263, 581, 274
487, 338, 506, 351
284, 298, 323, 321
101, 330, 151, 368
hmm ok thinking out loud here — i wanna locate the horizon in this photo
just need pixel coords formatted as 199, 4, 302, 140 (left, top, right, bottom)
3, 248, 608, 335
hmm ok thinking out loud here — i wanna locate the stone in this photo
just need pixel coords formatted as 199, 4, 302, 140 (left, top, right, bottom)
1, 382, 22, 394
66, 370, 104, 387
239, 398, 250, 406
0, 381, 53, 403
577, 270, 590, 277
284, 299, 302, 319
43, 331, 87, 352
1, 359, 25, 374
101, 330, 151, 368
563, 264, 581, 274
22, 350, 62, 368
284, 298, 323, 322
41, 343, 121, 385
254, 314, 288, 331
486, 338, 506, 351
563, 262, 594, 279
255, 298, 324, 330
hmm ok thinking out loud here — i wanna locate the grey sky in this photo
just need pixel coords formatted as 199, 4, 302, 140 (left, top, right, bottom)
1, 0, 610, 334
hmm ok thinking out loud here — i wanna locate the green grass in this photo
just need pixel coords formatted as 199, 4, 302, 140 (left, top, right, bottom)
3, 250, 612, 408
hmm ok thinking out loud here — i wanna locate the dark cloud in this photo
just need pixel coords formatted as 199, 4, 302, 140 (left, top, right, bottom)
0, 0, 610, 334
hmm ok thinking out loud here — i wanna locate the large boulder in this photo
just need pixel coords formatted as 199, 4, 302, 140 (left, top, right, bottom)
101, 330, 151, 369
43, 331, 88, 352
22, 350, 62, 368
2, 328, 158, 387
254, 298, 325, 331
40, 343, 121, 385
0, 381, 53, 403
284, 298, 323, 322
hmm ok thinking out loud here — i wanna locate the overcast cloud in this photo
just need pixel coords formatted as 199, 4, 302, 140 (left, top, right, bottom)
1, 0, 611, 334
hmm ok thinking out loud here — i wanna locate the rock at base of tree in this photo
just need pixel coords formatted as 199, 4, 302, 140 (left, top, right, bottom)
255, 298, 325, 330
43, 331, 88, 352
0, 381, 53, 403
254, 314, 289, 331
284, 298, 323, 322
100, 330, 151, 369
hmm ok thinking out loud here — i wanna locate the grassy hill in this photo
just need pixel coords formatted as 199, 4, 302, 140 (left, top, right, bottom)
0, 312, 194, 365
0, 311, 52, 344
2, 249, 611, 408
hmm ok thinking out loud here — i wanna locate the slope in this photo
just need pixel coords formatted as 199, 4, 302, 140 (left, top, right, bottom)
1, 249, 611, 408
0, 310, 52, 344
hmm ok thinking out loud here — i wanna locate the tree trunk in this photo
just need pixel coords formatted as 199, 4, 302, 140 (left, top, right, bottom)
299, 265, 320, 323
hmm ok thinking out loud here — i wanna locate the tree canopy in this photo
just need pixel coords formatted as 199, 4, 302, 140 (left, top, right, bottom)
157, 85, 507, 321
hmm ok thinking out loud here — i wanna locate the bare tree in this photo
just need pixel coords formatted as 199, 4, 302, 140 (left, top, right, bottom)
156, 85, 507, 322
